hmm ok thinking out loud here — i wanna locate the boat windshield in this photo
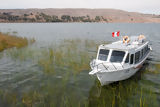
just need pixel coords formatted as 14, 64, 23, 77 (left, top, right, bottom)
110, 50, 125, 62
98, 49, 109, 61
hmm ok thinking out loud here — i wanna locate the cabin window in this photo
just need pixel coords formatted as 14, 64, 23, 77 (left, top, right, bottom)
130, 54, 134, 64
125, 53, 129, 63
98, 49, 109, 61
145, 46, 148, 53
110, 50, 125, 62
141, 49, 143, 59
135, 51, 140, 64
144, 45, 149, 55
143, 48, 145, 56
147, 45, 150, 51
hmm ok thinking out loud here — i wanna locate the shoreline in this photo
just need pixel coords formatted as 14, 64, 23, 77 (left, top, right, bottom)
0, 22, 160, 23
0, 9, 160, 23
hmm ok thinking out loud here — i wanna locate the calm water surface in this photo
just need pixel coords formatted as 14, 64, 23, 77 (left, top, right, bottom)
0, 23, 160, 106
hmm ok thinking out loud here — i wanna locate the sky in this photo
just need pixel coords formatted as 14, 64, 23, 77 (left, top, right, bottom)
0, 0, 160, 14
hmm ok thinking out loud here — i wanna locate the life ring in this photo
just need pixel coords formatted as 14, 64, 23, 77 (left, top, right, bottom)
123, 36, 130, 43
138, 35, 145, 40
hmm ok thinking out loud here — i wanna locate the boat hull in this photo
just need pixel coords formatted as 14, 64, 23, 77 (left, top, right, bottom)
96, 67, 140, 86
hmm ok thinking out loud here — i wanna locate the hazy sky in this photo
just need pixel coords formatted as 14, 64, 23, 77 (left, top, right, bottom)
0, 0, 160, 14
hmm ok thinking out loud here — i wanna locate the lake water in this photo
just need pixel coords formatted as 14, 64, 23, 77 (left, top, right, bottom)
0, 23, 160, 106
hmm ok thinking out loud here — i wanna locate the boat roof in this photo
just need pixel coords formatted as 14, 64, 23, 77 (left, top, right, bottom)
100, 36, 148, 51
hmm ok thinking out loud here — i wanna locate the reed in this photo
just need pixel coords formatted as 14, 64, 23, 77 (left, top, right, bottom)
36, 39, 98, 74
0, 38, 159, 107
145, 63, 160, 74
0, 32, 35, 52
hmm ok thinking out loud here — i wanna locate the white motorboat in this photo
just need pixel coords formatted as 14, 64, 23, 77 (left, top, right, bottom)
89, 35, 152, 86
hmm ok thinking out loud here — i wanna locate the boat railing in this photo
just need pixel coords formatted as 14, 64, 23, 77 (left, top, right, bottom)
90, 59, 124, 72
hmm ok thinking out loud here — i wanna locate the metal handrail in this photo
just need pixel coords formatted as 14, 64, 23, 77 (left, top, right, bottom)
102, 63, 109, 71
111, 63, 117, 70
91, 61, 124, 72
120, 63, 124, 69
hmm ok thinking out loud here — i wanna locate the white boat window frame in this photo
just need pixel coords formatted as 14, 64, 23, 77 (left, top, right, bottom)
96, 48, 111, 62
134, 42, 149, 64
108, 49, 127, 64
125, 53, 130, 63
129, 54, 134, 65
135, 51, 140, 64
121, 51, 128, 65
107, 49, 112, 62
96, 43, 149, 65
96, 48, 127, 64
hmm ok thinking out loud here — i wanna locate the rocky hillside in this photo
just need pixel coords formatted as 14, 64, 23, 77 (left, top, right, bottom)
0, 8, 160, 23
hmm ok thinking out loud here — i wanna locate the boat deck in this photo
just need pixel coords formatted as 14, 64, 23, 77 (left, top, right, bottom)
100, 36, 147, 51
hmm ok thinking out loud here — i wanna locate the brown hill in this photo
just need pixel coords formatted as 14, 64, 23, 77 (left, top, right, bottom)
0, 8, 160, 23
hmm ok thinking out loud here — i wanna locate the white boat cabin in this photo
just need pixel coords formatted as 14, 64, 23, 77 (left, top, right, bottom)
91, 36, 151, 72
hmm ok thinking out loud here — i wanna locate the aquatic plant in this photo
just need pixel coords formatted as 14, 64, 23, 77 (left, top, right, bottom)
36, 39, 98, 75
0, 32, 35, 52
145, 63, 160, 74
1, 38, 159, 107
12, 31, 18, 34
